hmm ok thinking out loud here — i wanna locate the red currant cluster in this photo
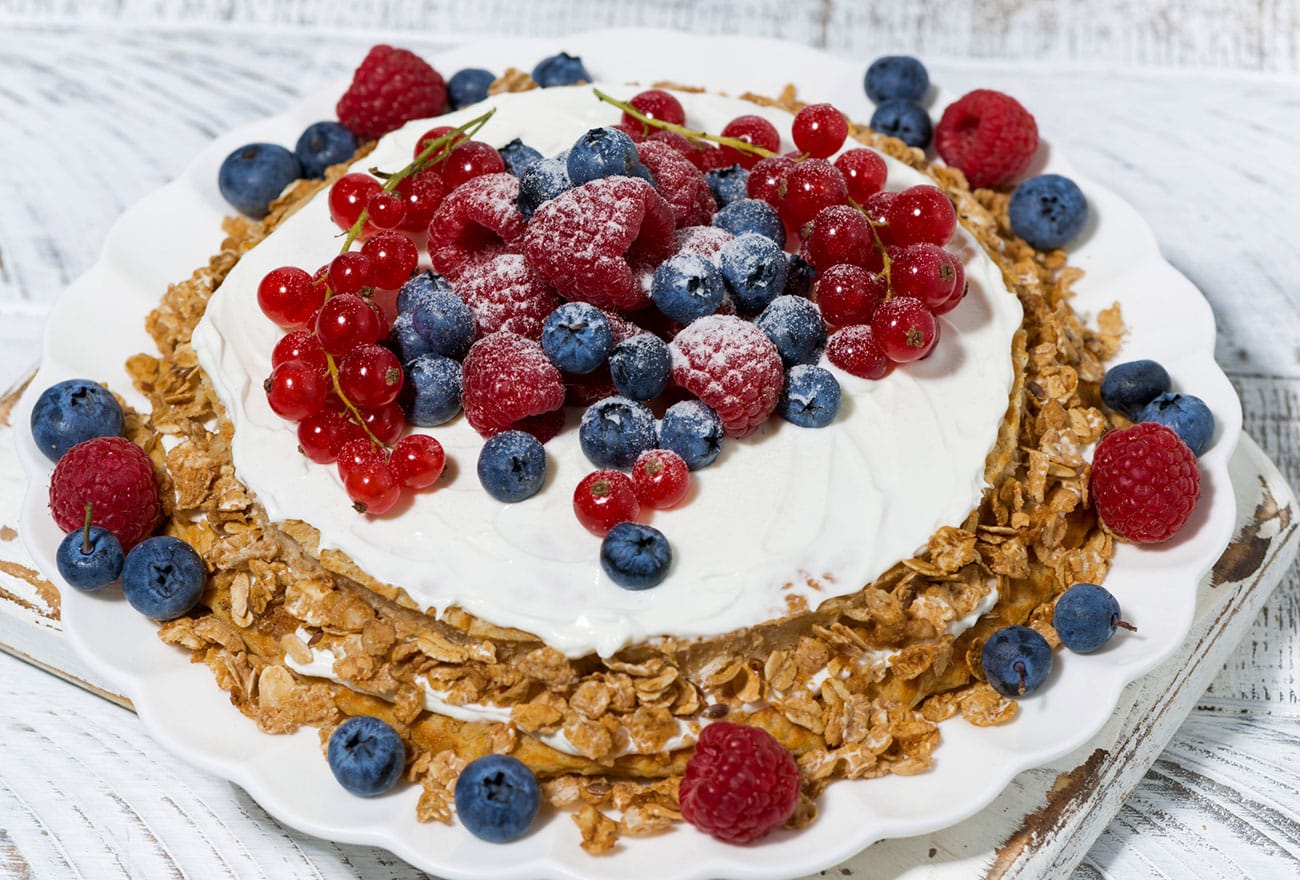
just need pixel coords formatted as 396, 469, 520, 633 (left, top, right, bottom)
573, 449, 690, 536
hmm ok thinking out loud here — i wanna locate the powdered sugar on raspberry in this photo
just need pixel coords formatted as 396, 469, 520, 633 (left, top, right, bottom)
674, 225, 734, 260
669, 315, 783, 438
454, 253, 561, 339
427, 173, 526, 280
460, 331, 566, 437
637, 140, 717, 228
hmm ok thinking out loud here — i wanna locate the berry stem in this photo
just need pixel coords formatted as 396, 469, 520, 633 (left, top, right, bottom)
1115, 618, 1138, 632
81, 503, 93, 553
592, 88, 779, 160
848, 197, 894, 291
1014, 660, 1027, 696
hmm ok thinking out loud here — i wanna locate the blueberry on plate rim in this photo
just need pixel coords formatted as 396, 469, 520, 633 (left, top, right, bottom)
1052, 583, 1136, 654
30, 378, 126, 462
327, 715, 406, 797
120, 535, 206, 620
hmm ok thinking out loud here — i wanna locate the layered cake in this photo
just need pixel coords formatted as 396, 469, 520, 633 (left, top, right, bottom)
110, 58, 1130, 851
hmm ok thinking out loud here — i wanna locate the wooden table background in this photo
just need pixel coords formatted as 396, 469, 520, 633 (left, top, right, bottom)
1, 2, 1298, 878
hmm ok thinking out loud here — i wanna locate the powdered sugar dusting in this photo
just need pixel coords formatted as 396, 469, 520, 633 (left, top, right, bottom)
427, 172, 526, 280
454, 253, 560, 339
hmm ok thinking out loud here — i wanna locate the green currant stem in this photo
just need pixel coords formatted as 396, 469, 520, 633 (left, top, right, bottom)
592, 88, 779, 159
847, 196, 893, 293
81, 503, 93, 553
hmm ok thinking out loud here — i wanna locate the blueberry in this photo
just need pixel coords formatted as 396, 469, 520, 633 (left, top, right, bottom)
755, 295, 827, 367
1009, 174, 1088, 250
981, 625, 1053, 697
217, 142, 302, 218
579, 397, 657, 470
387, 312, 435, 365
30, 378, 125, 462
566, 127, 654, 187
1053, 583, 1133, 654
659, 400, 724, 471
400, 354, 462, 427
705, 163, 750, 207
541, 302, 612, 374
608, 333, 671, 401
396, 270, 455, 315
778, 365, 841, 428
600, 522, 672, 590
651, 254, 726, 324
410, 288, 477, 360
783, 253, 817, 299
477, 430, 547, 502
864, 55, 930, 104
870, 100, 932, 149
712, 198, 786, 247
293, 121, 359, 179
1100, 359, 1171, 420
516, 155, 572, 219
454, 754, 541, 843
531, 51, 591, 88
719, 233, 788, 313
447, 67, 495, 109
120, 536, 206, 620
498, 138, 543, 176
56, 523, 124, 592
327, 716, 405, 797
1138, 392, 1215, 456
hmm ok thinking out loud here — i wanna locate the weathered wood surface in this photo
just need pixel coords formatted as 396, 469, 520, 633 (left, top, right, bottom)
0, 6, 1298, 879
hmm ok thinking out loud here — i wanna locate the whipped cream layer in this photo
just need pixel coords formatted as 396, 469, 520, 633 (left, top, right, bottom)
193, 85, 1023, 659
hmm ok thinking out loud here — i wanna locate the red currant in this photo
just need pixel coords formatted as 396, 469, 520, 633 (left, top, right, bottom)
930, 260, 967, 316
631, 449, 690, 509
358, 402, 406, 446
780, 159, 849, 228
413, 125, 467, 160
257, 266, 323, 330
611, 121, 646, 143
338, 344, 404, 409
814, 264, 887, 327
573, 470, 639, 536
365, 191, 407, 230
792, 103, 849, 159
265, 360, 329, 421
646, 129, 694, 156
394, 168, 446, 233
272, 330, 328, 377
826, 325, 891, 379
861, 190, 896, 227
803, 205, 880, 271
315, 293, 380, 355
686, 142, 729, 172
361, 231, 419, 290
328, 251, 376, 296
342, 453, 401, 516
337, 438, 384, 478
747, 155, 795, 206
888, 243, 960, 309
720, 115, 781, 168
328, 173, 382, 231
871, 296, 937, 363
835, 148, 888, 204
882, 185, 957, 247
298, 409, 365, 463
390, 434, 446, 489
623, 89, 687, 134
442, 140, 505, 190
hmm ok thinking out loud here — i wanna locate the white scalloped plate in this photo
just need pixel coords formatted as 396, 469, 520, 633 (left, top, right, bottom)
16, 29, 1242, 880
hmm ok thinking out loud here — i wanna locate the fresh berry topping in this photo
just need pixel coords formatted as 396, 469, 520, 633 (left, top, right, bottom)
454, 754, 541, 844
573, 470, 640, 536
934, 89, 1039, 189
336, 45, 448, 140
861, 190, 896, 226
337, 344, 404, 409
778, 364, 842, 428
755, 295, 828, 367
327, 251, 376, 296
608, 333, 672, 401
523, 176, 675, 311
315, 292, 381, 355
869, 99, 932, 149
56, 513, 124, 593
447, 67, 495, 110
826, 324, 891, 380
674, 225, 735, 260
120, 535, 206, 620
498, 138, 543, 176
882, 185, 958, 247
414, 125, 468, 158
265, 359, 330, 420
579, 397, 658, 470
719, 115, 781, 169
428, 173, 527, 281
218, 143, 302, 220
541, 302, 613, 374
340, 447, 401, 515
399, 353, 462, 426
679, 721, 800, 843
531, 51, 590, 88
516, 155, 572, 220
792, 103, 849, 159
632, 449, 690, 509
567, 127, 653, 186
390, 434, 446, 489
746, 155, 795, 207
780, 158, 849, 228
327, 716, 406, 797
930, 259, 968, 316
659, 400, 724, 471
670, 315, 784, 438
717, 233, 787, 313
273, 330, 328, 377
408, 283, 477, 359
1137, 392, 1215, 457
443, 140, 508, 190
1053, 583, 1136, 654
393, 168, 447, 233
1091, 422, 1201, 543
870, 296, 937, 363
258, 266, 323, 329
298, 409, 365, 463
622, 89, 687, 133
1100, 359, 1172, 420
294, 121, 359, 179
887, 243, 960, 309
705, 164, 750, 207
329, 173, 383, 232
453, 253, 561, 340
600, 522, 672, 590
1009, 173, 1088, 250
360, 231, 419, 290
49, 437, 159, 550
813, 263, 885, 327
834, 148, 889, 204
30, 379, 125, 463
651, 253, 727, 324
477, 429, 547, 502
713, 197, 786, 247
981, 625, 1052, 697
364, 190, 407, 230
803, 205, 879, 272
864, 55, 930, 104
510, 409, 568, 444
460, 332, 566, 437
636, 140, 717, 227
358, 402, 406, 446
783, 253, 817, 299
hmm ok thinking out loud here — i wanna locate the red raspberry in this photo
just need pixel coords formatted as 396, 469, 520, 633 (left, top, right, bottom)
335, 45, 448, 141
636, 141, 717, 228
454, 253, 561, 339
670, 315, 783, 438
522, 177, 675, 312
679, 721, 800, 844
428, 173, 527, 281
1090, 422, 1200, 543
49, 437, 161, 550
674, 226, 734, 260
460, 332, 566, 437
934, 89, 1039, 189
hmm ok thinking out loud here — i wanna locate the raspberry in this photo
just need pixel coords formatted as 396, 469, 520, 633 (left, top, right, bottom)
636, 140, 717, 228
454, 253, 561, 339
669, 315, 783, 438
460, 332, 566, 437
522, 177, 675, 312
679, 722, 800, 844
49, 436, 161, 550
428, 173, 527, 280
934, 89, 1039, 189
1090, 422, 1200, 544
336, 45, 448, 141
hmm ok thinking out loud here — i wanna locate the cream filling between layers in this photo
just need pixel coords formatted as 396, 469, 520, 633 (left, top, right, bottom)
194, 85, 1023, 660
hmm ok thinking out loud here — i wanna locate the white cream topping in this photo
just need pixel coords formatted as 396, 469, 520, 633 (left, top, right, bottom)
194, 85, 1023, 659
